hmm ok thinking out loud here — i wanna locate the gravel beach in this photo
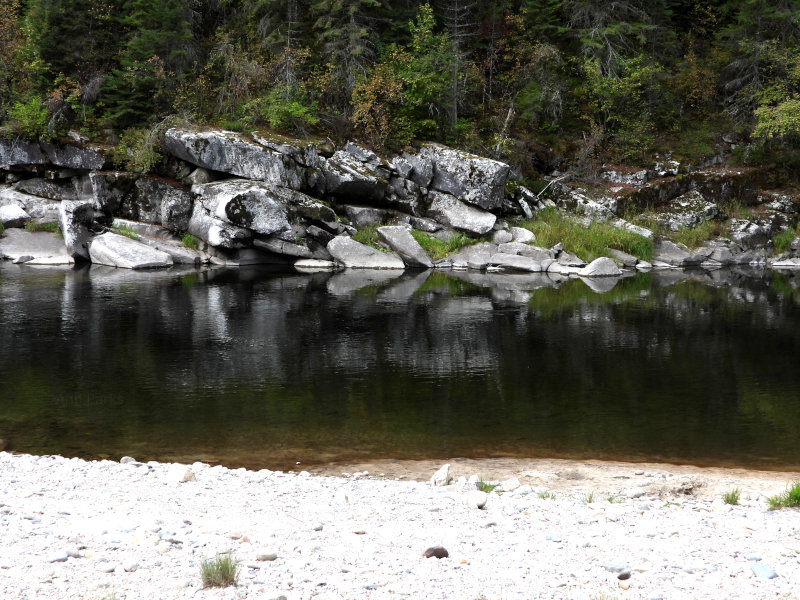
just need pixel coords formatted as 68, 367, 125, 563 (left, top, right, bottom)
1, 451, 799, 600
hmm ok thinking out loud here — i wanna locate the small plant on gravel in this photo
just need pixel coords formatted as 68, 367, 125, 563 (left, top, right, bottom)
537, 490, 556, 500
477, 479, 498, 493
768, 481, 800, 510
111, 224, 140, 241
584, 491, 595, 503
723, 487, 741, 505
200, 551, 239, 588
607, 495, 623, 504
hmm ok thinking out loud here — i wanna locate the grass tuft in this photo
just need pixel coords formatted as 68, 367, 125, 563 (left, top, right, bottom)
519, 207, 653, 261
24, 220, 60, 234
181, 232, 200, 250
666, 220, 725, 249
584, 491, 595, 503
352, 224, 390, 252
537, 490, 556, 500
773, 227, 798, 255
200, 552, 239, 588
768, 481, 800, 510
411, 230, 475, 260
111, 224, 140, 241
723, 487, 740, 505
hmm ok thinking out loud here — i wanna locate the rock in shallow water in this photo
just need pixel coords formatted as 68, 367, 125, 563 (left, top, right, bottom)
89, 232, 173, 270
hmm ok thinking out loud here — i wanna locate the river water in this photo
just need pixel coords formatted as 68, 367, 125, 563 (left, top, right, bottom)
1, 263, 799, 471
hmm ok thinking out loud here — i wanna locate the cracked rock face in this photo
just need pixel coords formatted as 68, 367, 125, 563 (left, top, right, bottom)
426, 191, 496, 236
419, 143, 510, 211
195, 179, 290, 236
657, 190, 719, 232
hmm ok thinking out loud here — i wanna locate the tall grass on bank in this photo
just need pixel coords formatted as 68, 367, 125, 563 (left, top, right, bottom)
768, 482, 800, 510
519, 207, 653, 261
411, 230, 476, 261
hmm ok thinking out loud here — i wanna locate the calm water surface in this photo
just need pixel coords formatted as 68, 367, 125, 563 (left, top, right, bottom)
1, 263, 800, 470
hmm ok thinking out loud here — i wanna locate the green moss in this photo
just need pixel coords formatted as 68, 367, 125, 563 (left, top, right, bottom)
518, 207, 653, 261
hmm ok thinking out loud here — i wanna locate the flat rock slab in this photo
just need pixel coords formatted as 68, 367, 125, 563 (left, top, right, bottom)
0, 229, 73, 264
377, 226, 434, 268
327, 236, 405, 270
89, 232, 173, 269
426, 191, 496, 236
0, 204, 30, 228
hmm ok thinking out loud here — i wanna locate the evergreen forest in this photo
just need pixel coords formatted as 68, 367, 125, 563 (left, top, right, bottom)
2, 0, 800, 178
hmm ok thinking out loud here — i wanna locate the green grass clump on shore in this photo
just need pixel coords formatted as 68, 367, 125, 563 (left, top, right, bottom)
411, 230, 476, 260
24, 220, 61, 234
200, 552, 239, 588
773, 227, 799, 255
519, 207, 653, 261
666, 220, 725, 249
352, 224, 390, 252
181, 232, 199, 249
111, 224, 140, 241
723, 487, 740, 505
768, 481, 800, 510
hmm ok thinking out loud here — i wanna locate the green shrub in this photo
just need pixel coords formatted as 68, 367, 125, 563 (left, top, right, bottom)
200, 552, 239, 588
519, 207, 653, 261
411, 230, 475, 261
723, 488, 740, 505
768, 482, 800, 510
7, 97, 49, 140
110, 127, 161, 173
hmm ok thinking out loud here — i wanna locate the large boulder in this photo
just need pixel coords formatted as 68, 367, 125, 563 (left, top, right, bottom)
657, 190, 719, 231
320, 150, 388, 202
165, 128, 298, 186
186, 203, 252, 249
377, 225, 434, 268
89, 232, 173, 269
426, 191, 496, 236
578, 257, 622, 277
652, 239, 705, 267
343, 205, 388, 229
327, 236, 405, 269
0, 204, 30, 228
195, 179, 290, 236
0, 137, 45, 167
58, 200, 95, 261
418, 143, 510, 210
40, 141, 106, 170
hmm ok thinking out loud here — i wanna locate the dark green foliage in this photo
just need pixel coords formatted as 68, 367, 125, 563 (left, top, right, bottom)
4, 0, 800, 169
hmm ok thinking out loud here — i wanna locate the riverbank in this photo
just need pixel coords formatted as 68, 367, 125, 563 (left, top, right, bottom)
1, 452, 798, 600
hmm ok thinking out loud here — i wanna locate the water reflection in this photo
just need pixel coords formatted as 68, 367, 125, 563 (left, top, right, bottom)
1, 263, 799, 470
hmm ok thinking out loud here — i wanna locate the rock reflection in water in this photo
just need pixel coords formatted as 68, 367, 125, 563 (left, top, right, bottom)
1, 263, 799, 470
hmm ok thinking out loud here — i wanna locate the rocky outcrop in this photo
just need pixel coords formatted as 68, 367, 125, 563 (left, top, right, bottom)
88, 232, 173, 269
0, 137, 46, 166
657, 191, 719, 231
165, 128, 300, 186
40, 141, 106, 170
327, 236, 405, 269
186, 202, 252, 250
321, 148, 388, 201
